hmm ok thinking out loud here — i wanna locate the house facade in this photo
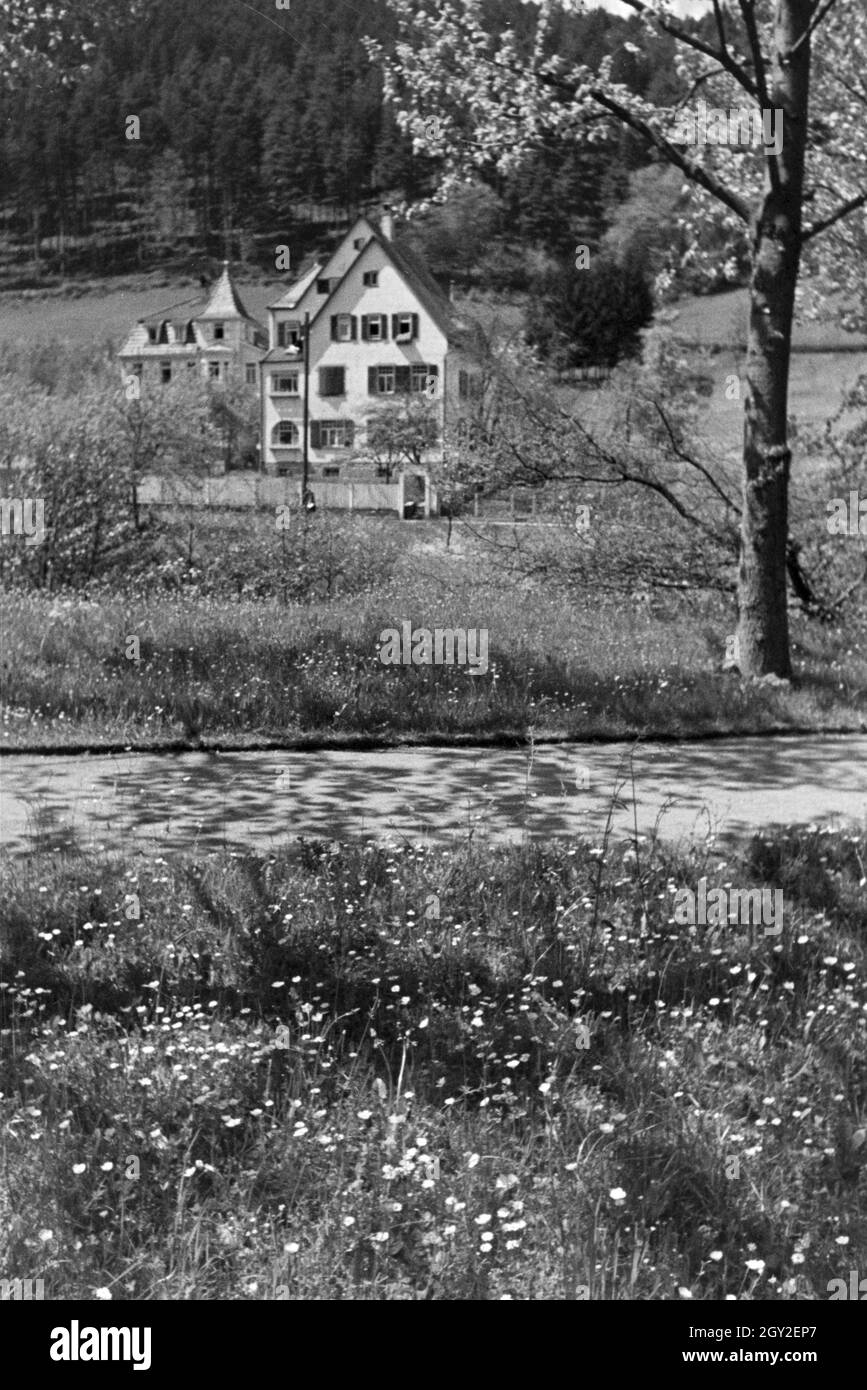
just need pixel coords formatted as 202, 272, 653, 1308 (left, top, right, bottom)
117, 262, 268, 392
261, 216, 482, 481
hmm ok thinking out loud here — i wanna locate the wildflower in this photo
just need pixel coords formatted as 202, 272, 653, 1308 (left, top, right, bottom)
709, 1251, 723, 1262
467, 1153, 480, 1168
72, 1163, 86, 1175
678, 1287, 693, 1299
100, 1161, 114, 1172
609, 1187, 627, 1202
284, 1242, 300, 1255
38, 1229, 53, 1242
475, 1213, 492, 1226
745, 1259, 765, 1273
93, 1288, 112, 1301
835, 1235, 850, 1246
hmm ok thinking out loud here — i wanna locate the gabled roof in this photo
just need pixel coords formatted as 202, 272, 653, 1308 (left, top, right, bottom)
268, 261, 323, 313
306, 228, 465, 343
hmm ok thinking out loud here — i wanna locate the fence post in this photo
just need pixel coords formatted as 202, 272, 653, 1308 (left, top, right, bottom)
397, 470, 405, 518
348, 483, 354, 513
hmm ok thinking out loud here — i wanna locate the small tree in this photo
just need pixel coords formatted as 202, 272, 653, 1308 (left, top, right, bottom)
360, 395, 441, 481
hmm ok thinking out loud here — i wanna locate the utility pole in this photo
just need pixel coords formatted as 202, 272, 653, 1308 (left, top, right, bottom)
302, 310, 311, 496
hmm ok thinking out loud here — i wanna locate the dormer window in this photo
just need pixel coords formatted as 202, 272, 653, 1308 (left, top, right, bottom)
353, 237, 366, 250
317, 278, 332, 294
213, 322, 225, 340
363, 271, 378, 287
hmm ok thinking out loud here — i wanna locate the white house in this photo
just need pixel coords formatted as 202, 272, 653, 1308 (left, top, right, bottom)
261, 215, 483, 482
117, 262, 268, 391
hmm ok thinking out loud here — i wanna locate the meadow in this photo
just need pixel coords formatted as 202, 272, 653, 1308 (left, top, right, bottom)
0, 822, 864, 1300
3, 537, 866, 751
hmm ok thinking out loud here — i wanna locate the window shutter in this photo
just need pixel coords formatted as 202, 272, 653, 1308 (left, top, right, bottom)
395, 365, 411, 393
361, 316, 369, 341
381, 314, 389, 339
392, 314, 399, 340
330, 316, 338, 342
351, 316, 358, 341
368, 366, 377, 395
346, 420, 355, 447
310, 421, 320, 449
412, 314, 419, 340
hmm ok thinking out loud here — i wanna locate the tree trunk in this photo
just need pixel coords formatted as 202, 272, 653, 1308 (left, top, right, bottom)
737, 0, 812, 679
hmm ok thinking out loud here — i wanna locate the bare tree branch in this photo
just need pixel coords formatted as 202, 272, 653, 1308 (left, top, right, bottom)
618, 0, 759, 99
803, 189, 867, 241
786, 0, 842, 59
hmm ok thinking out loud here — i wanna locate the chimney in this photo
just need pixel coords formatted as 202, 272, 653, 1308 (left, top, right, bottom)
380, 209, 394, 241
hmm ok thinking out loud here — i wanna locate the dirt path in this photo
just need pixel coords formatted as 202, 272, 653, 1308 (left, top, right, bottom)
1, 734, 864, 857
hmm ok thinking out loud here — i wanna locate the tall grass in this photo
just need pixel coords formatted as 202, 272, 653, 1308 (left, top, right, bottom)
2, 576, 865, 748
1, 824, 864, 1300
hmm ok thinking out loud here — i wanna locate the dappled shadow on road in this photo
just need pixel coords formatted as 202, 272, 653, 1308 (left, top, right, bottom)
2, 735, 865, 858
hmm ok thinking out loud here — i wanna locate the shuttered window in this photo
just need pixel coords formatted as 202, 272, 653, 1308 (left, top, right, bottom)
361, 314, 388, 341
330, 315, 357, 342
392, 313, 419, 341
319, 367, 345, 396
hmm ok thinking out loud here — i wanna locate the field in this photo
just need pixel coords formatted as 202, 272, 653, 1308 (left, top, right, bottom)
3, 528, 866, 752
1, 824, 864, 1300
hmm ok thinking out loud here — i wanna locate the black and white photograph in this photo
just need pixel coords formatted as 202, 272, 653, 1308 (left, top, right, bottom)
0, 0, 865, 1345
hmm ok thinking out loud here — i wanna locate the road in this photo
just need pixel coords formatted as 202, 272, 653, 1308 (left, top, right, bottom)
1, 735, 865, 857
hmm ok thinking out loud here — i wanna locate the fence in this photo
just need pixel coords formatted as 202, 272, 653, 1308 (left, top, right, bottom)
136, 472, 437, 517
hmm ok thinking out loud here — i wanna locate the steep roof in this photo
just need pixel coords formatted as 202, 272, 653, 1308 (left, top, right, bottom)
268, 261, 323, 312
198, 262, 260, 322
117, 265, 266, 358
307, 227, 466, 343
